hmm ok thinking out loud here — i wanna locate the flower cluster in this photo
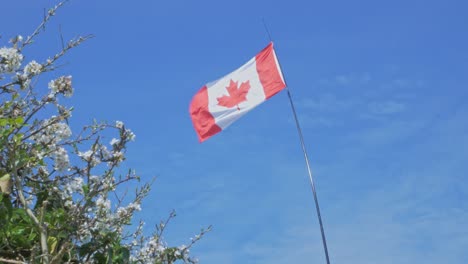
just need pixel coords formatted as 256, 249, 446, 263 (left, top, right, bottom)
24, 60, 42, 75
53, 146, 70, 171
30, 120, 72, 171
0, 47, 23, 73
32, 121, 72, 145
78, 149, 101, 167
48, 75, 73, 97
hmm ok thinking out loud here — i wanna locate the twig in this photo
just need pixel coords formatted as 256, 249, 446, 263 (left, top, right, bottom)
59, 24, 65, 50
0, 257, 26, 264
20, 0, 70, 51
50, 241, 71, 264
155, 210, 177, 245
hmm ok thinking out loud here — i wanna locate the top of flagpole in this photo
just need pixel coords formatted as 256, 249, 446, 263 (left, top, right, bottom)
262, 17, 273, 42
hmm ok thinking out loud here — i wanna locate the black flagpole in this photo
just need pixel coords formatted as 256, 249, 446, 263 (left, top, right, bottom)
263, 18, 331, 264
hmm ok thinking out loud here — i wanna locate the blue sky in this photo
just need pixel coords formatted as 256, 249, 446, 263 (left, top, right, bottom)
2, 0, 468, 263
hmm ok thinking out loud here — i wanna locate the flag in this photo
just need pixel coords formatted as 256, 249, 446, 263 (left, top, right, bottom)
189, 42, 286, 142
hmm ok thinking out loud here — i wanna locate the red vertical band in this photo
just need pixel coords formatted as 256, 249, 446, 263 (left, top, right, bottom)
255, 42, 286, 99
189, 86, 222, 142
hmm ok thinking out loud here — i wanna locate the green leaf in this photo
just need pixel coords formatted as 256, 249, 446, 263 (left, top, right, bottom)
1, 196, 13, 219
94, 252, 106, 264
12, 227, 26, 236
0, 173, 10, 181
0, 118, 7, 127
57, 230, 69, 239
34, 190, 48, 210
106, 246, 113, 264
78, 241, 94, 257
48, 236, 58, 254
83, 184, 89, 196
14, 117, 24, 126
13, 133, 23, 143
28, 231, 37, 241
120, 247, 130, 263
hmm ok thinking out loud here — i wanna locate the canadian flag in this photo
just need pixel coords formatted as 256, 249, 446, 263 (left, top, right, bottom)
190, 42, 286, 142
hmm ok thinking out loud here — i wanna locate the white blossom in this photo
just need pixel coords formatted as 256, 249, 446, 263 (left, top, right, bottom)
116, 202, 142, 219
55, 122, 72, 139
131, 202, 141, 211
77, 222, 92, 241
96, 195, 111, 212
0, 47, 23, 73
115, 120, 124, 129
9, 35, 23, 44
78, 150, 93, 160
113, 151, 124, 163
14, 72, 31, 89
31, 121, 71, 146
64, 200, 73, 207
100, 145, 112, 160
53, 147, 70, 171
126, 129, 136, 141
132, 235, 168, 263
78, 150, 101, 166
101, 175, 115, 191
48, 75, 73, 97
69, 177, 84, 194
89, 175, 100, 184
24, 60, 42, 75
110, 138, 119, 146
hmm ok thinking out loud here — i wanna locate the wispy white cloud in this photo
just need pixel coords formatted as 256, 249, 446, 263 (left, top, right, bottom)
296, 72, 415, 127
318, 72, 372, 87
297, 93, 357, 113
368, 100, 406, 115
298, 115, 337, 127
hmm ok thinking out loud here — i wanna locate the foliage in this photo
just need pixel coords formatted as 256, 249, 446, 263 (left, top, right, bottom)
0, 2, 210, 263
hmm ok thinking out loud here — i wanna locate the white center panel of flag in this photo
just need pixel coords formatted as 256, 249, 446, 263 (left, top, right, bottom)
206, 57, 266, 130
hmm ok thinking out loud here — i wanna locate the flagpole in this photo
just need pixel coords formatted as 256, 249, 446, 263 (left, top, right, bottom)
262, 18, 331, 264
285, 87, 331, 264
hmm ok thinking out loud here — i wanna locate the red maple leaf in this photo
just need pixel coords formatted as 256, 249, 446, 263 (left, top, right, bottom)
217, 79, 251, 110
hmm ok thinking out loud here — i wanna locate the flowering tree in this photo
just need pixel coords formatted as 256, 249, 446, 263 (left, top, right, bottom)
0, 2, 209, 263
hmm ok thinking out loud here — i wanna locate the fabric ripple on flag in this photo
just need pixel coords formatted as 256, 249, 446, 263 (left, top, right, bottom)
189, 42, 286, 142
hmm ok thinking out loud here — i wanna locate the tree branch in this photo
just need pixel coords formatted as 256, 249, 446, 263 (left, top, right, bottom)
0, 257, 26, 264
10, 149, 50, 264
